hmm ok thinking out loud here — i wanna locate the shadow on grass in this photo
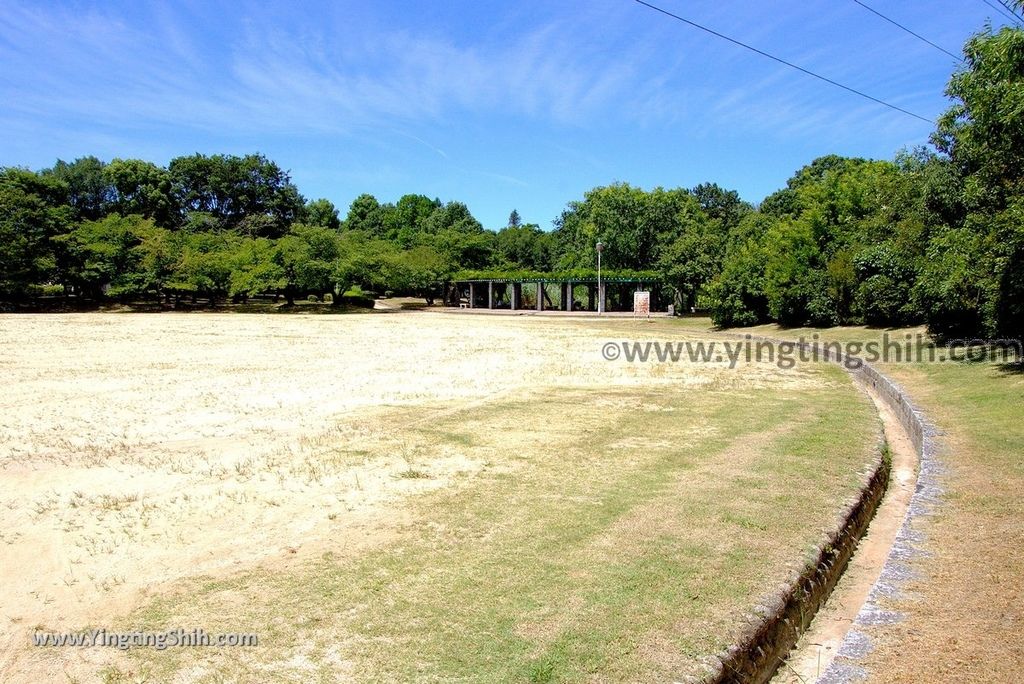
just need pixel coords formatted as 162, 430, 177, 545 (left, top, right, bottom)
997, 361, 1024, 375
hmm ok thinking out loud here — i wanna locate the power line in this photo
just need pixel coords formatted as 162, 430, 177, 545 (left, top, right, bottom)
981, 0, 1024, 26
851, 0, 962, 62
996, 0, 1024, 25
631, 0, 935, 124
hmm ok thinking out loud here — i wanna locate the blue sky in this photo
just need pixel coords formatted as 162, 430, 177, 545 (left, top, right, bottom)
0, 1, 1015, 229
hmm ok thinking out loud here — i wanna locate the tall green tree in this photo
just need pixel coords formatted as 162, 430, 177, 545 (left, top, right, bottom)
553, 183, 695, 271
919, 25, 1024, 338
43, 156, 112, 222
0, 169, 68, 300
55, 214, 156, 300
304, 198, 341, 230
105, 159, 177, 227
169, 153, 304, 237
343, 193, 389, 236
275, 224, 343, 304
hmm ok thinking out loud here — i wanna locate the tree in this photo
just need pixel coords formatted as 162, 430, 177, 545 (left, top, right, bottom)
130, 223, 180, 301
707, 239, 770, 327
386, 246, 450, 304
657, 211, 725, 311
304, 198, 341, 230
43, 156, 112, 222
55, 214, 154, 300
275, 224, 343, 304
691, 183, 752, 229
343, 193, 388, 236
421, 201, 491, 268
853, 246, 917, 326
552, 183, 695, 271
919, 25, 1024, 337
229, 238, 285, 301
388, 194, 442, 246
763, 220, 839, 327
105, 159, 177, 227
168, 153, 304, 237
492, 224, 548, 270
0, 169, 68, 300
933, 26, 1024, 210
166, 230, 239, 304
508, 209, 522, 228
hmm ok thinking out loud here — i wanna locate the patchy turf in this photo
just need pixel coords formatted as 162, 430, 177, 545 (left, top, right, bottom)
112, 374, 875, 682
0, 313, 879, 683
857, 361, 1024, 683
706, 319, 1024, 683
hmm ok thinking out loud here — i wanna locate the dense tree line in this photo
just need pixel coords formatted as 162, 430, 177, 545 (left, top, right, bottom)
0, 153, 499, 306
1, 26, 1021, 340
708, 25, 1024, 340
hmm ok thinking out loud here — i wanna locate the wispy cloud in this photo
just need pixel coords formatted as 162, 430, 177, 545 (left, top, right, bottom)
0, 0, 961, 159
0, 1, 673, 140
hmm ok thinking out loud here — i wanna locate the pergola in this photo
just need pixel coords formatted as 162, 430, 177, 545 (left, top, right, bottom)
445, 276, 667, 313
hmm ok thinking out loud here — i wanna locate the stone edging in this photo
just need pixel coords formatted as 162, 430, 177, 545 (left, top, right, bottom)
696, 335, 941, 684
817, 356, 943, 683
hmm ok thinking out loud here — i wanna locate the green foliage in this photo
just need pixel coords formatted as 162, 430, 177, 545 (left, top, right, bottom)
553, 183, 694, 271
708, 239, 770, 327
2, 28, 1022, 333
452, 267, 660, 282
385, 246, 450, 304
56, 214, 150, 299
167, 231, 240, 302
229, 238, 285, 300
0, 169, 68, 299
276, 224, 343, 304
104, 158, 176, 227
43, 156, 112, 221
168, 153, 304, 237
920, 25, 1024, 338
304, 198, 341, 230
853, 246, 916, 326
934, 26, 1024, 210
491, 224, 553, 271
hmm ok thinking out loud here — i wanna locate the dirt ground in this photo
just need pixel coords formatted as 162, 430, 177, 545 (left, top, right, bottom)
0, 312, 875, 682
738, 322, 1024, 683
854, 364, 1024, 683
772, 383, 919, 683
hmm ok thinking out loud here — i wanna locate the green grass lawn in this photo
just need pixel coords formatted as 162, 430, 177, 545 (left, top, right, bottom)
108, 361, 878, 683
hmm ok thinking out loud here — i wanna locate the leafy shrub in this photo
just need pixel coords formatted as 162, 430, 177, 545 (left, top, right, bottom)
339, 294, 375, 308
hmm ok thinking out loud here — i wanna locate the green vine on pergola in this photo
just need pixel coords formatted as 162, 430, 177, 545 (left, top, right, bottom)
450, 268, 664, 284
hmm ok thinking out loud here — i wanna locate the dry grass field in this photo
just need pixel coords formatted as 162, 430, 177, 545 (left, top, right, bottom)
0, 313, 880, 683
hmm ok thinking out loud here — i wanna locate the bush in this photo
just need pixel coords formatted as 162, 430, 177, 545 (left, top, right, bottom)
339, 294, 375, 309
26, 284, 64, 298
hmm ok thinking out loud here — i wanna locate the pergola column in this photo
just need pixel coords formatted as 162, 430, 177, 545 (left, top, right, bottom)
566, 282, 573, 311
469, 282, 475, 308
536, 282, 543, 311
511, 283, 519, 310
488, 281, 494, 309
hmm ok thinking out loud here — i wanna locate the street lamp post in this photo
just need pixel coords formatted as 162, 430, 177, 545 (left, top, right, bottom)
596, 242, 604, 315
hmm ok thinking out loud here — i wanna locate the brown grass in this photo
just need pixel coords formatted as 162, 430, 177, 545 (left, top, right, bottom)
0, 312, 880, 682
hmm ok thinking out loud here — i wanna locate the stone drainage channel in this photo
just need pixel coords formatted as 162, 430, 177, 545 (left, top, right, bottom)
700, 336, 943, 684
